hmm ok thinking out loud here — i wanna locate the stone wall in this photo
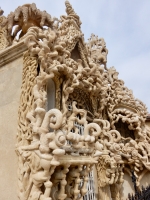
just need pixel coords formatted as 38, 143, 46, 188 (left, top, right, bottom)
0, 45, 24, 199
0, 2, 150, 200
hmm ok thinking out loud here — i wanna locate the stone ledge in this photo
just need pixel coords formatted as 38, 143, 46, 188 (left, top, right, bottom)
0, 41, 27, 68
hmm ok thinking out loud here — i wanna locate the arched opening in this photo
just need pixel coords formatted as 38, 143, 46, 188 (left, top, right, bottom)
115, 119, 135, 139
66, 88, 96, 200
71, 43, 81, 61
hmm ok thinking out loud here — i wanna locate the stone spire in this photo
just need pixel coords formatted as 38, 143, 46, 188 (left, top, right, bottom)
65, 0, 81, 27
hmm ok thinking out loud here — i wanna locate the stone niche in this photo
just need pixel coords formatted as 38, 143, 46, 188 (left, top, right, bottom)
0, 42, 26, 200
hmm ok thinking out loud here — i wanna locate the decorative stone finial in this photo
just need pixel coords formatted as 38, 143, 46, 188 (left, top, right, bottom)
65, 0, 81, 27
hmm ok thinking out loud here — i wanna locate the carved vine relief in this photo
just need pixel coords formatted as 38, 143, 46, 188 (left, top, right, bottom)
1, 1, 150, 200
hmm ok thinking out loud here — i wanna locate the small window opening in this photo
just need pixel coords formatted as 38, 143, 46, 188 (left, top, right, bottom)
115, 119, 135, 139
71, 43, 81, 61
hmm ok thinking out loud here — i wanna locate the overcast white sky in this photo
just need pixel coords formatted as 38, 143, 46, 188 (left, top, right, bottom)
1, 0, 150, 112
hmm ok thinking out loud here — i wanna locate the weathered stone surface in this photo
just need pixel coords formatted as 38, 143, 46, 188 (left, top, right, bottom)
0, 1, 150, 200
0, 57, 23, 200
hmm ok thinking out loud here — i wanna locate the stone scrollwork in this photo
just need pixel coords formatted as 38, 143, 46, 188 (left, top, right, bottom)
1, 0, 148, 199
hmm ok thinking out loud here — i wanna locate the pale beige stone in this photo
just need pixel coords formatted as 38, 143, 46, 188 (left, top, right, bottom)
1, 1, 150, 200
0, 57, 23, 200
140, 171, 150, 188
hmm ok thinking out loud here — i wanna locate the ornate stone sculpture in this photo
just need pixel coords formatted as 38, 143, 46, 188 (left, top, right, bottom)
0, 8, 9, 50
2, 1, 150, 199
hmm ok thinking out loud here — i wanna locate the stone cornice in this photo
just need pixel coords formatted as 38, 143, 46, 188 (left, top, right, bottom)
0, 41, 27, 68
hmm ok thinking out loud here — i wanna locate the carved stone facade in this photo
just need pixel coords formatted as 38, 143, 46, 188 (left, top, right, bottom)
0, 1, 150, 200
